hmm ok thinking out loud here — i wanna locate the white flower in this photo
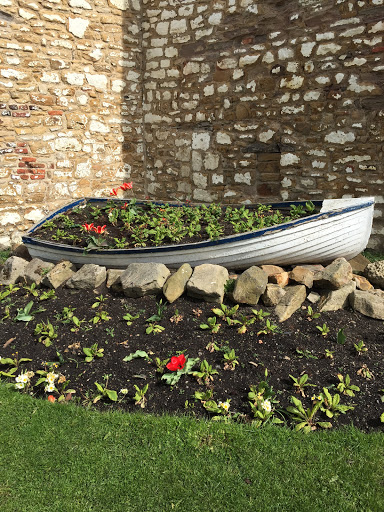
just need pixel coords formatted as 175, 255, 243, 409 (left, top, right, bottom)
218, 401, 230, 412
45, 383, 55, 393
120, 388, 129, 395
261, 399, 271, 413
46, 372, 58, 383
15, 373, 30, 384
15, 382, 25, 390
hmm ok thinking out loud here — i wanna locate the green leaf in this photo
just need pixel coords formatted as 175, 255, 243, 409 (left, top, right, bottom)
380, 412, 384, 423
337, 328, 346, 345
106, 389, 118, 402
123, 350, 150, 362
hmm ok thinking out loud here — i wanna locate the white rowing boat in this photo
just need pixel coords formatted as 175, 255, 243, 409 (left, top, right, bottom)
22, 197, 374, 270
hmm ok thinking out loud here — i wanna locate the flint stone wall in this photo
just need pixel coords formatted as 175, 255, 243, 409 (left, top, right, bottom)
0, 0, 383, 250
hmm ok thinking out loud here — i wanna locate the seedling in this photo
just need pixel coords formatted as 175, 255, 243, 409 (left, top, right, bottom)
211, 303, 239, 326
90, 310, 111, 324
193, 360, 219, 386
337, 328, 346, 345
287, 396, 332, 433
105, 327, 115, 338
133, 384, 149, 408
123, 350, 151, 362
201, 399, 232, 420
91, 294, 107, 309
14, 301, 45, 322
94, 375, 118, 403
354, 340, 368, 356
248, 372, 283, 428
223, 348, 239, 371
318, 388, 355, 419
34, 320, 58, 347
83, 343, 104, 363
154, 356, 170, 374
316, 323, 330, 337
336, 373, 360, 397
0, 353, 32, 378
295, 348, 318, 360
199, 316, 221, 334
324, 349, 335, 359
122, 311, 140, 326
233, 315, 255, 334
306, 305, 320, 320
357, 364, 374, 380
145, 322, 164, 334
257, 319, 279, 335
39, 289, 56, 301
169, 309, 183, 324
289, 373, 315, 397
22, 282, 39, 297
251, 308, 270, 321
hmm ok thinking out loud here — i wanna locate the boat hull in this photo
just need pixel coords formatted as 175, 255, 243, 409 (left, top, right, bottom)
22, 197, 375, 270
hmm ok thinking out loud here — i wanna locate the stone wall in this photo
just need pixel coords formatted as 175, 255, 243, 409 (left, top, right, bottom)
0, 0, 383, 249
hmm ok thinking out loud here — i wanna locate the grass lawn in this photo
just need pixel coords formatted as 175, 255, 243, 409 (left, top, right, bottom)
0, 384, 383, 512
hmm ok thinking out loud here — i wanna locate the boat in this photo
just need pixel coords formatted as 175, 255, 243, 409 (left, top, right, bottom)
21, 197, 375, 270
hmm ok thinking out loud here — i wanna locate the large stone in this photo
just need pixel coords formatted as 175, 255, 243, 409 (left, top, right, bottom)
348, 253, 370, 274
350, 289, 384, 320
353, 274, 373, 291
163, 263, 192, 303
232, 266, 268, 305
66, 264, 106, 290
0, 256, 28, 285
289, 266, 314, 288
20, 258, 55, 286
313, 257, 353, 290
187, 264, 229, 303
261, 283, 286, 306
364, 260, 384, 289
42, 260, 77, 289
275, 285, 307, 322
319, 280, 356, 312
106, 269, 124, 293
120, 263, 170, 298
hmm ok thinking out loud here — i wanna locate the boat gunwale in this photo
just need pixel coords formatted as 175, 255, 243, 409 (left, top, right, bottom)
22, 197, 375, 256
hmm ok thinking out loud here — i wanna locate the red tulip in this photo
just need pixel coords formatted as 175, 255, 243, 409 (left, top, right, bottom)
47, 395, 56, 403
92, 225, 107, 234
120, 182, 133, 191
82, 223, 95, 232
110, 188, 119, 196
166, 354, 186, 371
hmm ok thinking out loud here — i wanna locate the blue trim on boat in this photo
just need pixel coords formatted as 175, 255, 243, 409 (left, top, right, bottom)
22, 198, 374, 256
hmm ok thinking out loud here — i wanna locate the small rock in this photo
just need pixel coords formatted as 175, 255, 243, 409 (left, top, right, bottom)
106, 269, 124, 293
232, 266, 268, 305
261, 264, 289, 287
348, 253, 370, 274
42, 260, 77, 289
289, 266, 314, 288
313, 257, 353, 290
66, 264, 107, 290
275, 285, 307, 322
261, 283, 286, 306
364, 260, 384, 289
350, 289, 384, 320
0, 256, 28, 285
163, 263, 192, 303
120, 262, 170, 298
353, 274, 373, 291
20, 258, 55, 286
307, 291, 320, 304
187, 264, 229, 303
319, 280, 356, 312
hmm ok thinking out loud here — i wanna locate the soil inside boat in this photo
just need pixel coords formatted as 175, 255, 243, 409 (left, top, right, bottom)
30, 199, 319, 251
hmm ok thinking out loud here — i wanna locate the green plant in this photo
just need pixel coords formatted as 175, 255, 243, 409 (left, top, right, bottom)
145, 322, 165, 335
34, 320, 58, 347
199, 316, 221, 334
201, 399, 232, 421
94, 375, 118, 403
316, 323, 330, 337
105, 327, 115, 338
306, 305, 320, 320
257, 319, 279, 336
324, 349, 335, 359
336, 373, 360, 397
354, 340, 368, 355
154, 356, 170, 374
90, 310, 111, 324
22, 282, 39, 297
123, 350, 151, 362
287, 396, 332, 433
222, 348, 239, 371
122, 311, 140, 325
295, 348, 318, 360
39, 289, 56, 301
318, 388, 355, 419
248, 373, 283, 428
290, 373, 315, 397
0, 283, 19, 302
133, 384, 149, 408
233, 314, 255, 334
91, 294, 107, 309
337, 328, 346, 345
161, 355, 199, 386
357, 364, 374, 380
14, 301, 45, 322
251, 308, 270, 321
83, 343, 104, 363
211, 303, 239, 326
0, 353, 32, 379
193, 360, 219, 386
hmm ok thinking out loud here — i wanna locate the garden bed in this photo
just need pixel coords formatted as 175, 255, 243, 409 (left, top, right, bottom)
0, 282, 383, 432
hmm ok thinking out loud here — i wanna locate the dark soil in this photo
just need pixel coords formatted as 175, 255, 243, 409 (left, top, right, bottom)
1, 283, 383, 432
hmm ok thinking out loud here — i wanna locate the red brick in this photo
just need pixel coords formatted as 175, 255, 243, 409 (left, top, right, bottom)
12, 112, 31, 117
17, 142, 27, 147
19, 175, 30, 180
48, 110, 64, 115
372, 46, 384, 53
30, 174, 45, 180
31, 168, 45, 174
21, 157, 36, 162
18, 161, 27, 168
29, 163, 45, 168
14, 148, 28, 154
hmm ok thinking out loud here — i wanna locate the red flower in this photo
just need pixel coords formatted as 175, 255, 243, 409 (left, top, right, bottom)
82, 223, 95, 232
120, 182, 133, 191
110, 188, 119, 196
92, 225, 107, 234
166, 354, 186, 371
47, 395, 56, 403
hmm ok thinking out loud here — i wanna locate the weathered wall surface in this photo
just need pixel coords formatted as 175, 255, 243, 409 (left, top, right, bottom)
0, 0, 383, 249
0, 0, 144, 246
